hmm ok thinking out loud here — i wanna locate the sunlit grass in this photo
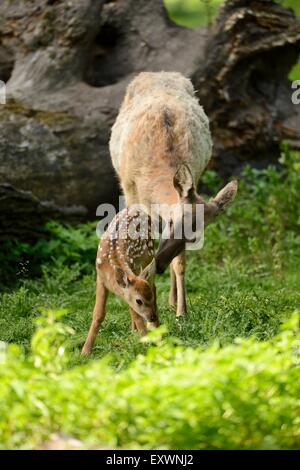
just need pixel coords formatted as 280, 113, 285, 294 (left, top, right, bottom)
1, 149, 300, 448
1, 149, 300, 369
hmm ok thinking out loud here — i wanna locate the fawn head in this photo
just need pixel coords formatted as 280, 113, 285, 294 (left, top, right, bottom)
115, 259, 158, 324
156, 164, 238, 273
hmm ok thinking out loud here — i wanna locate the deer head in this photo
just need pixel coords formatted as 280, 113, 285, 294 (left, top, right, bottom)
115, 259, 158, 324
155, 164, 238, 274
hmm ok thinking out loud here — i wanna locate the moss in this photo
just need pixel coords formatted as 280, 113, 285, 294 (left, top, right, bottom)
1, 99, 78, 126
1, 100, 32, 117
36, 109, 78, 126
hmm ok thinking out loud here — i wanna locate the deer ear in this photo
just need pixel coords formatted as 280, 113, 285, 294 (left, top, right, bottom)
173, 164, 196, 202
204, 180, 238, 224
212, 180, 238, 212
115, 267, 133, 288
140, 259, 156, 281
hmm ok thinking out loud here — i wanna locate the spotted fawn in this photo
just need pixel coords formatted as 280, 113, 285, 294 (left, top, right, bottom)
81, 206, 159, 355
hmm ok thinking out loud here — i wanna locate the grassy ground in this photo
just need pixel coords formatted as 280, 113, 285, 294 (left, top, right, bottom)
1, 148, 300, 449
1, 1, 300, 446
2, 249, 299, 370
1, 148, 300, 370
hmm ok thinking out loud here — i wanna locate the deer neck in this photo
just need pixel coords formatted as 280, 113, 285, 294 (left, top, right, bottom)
145, 169, 180, 207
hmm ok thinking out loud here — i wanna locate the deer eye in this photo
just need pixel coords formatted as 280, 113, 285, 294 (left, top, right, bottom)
136, 299, 143, 306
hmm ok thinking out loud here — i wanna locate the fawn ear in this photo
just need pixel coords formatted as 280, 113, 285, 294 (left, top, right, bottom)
115, 267, 133, 288
173, 164, 196, 202
140, 259, 156, 281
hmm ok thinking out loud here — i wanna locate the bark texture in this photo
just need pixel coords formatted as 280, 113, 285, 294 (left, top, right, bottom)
195, 0, 300, 175
0, 0, 299, 240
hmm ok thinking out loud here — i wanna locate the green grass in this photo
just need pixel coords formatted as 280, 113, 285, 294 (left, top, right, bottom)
1, 145, 300, 368
1, 1, 300, 449
1, 252, 299, 370
1, 145, 300, 448
1, 309, 300, 449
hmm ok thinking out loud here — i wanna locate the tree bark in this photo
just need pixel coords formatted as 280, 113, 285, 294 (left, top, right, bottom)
0, 183, 86, 243
194, 0, 300, 176
0, 0, 299, 241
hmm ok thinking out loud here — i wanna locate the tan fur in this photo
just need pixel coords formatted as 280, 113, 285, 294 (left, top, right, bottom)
110, 72, 237, 317
110, 72, 212, 209
81, 207, 159, 355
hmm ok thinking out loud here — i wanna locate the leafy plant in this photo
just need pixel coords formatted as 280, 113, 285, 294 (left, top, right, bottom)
0, 310, 299, 449
0, 221, 98, 286
201, 145, 300, 269
32, 221, 98, 270
1, 144, 300, 449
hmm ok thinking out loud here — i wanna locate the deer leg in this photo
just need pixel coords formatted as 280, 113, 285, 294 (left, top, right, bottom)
131, 315, 138, 331
168, 265, 177, 307
172, 252, 187, 317
130, 308, 147, 336
81, 278, 108, 355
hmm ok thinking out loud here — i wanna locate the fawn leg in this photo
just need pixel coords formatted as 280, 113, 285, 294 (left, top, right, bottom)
172, 251, 187, 317
131, 315, 138, 331
168, 265, 177, 307
130, 308, 147, 336
81, 277, 108, 355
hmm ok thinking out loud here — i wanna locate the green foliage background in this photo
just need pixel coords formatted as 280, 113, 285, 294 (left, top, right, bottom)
0, 0, 299, 451
164, 0, 300, 28
1, 146, 300, 448
1, 309, 300, 449
164, 0, 300, 79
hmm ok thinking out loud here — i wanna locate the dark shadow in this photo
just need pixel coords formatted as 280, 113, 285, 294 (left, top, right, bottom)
0, 44, 14, 82
83, 24, 133, 87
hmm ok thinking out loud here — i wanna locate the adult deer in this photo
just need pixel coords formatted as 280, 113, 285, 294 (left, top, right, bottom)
110, 72, 237, 317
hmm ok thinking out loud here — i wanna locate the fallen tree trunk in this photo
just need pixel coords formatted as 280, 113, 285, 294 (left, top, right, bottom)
195, 0, 300, 176
0, 184, 86, 243
0, 0, 299, 241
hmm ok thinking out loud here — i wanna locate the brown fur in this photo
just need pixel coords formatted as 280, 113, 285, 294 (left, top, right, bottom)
110, 72, 237, 317
81, 208, 159, 355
